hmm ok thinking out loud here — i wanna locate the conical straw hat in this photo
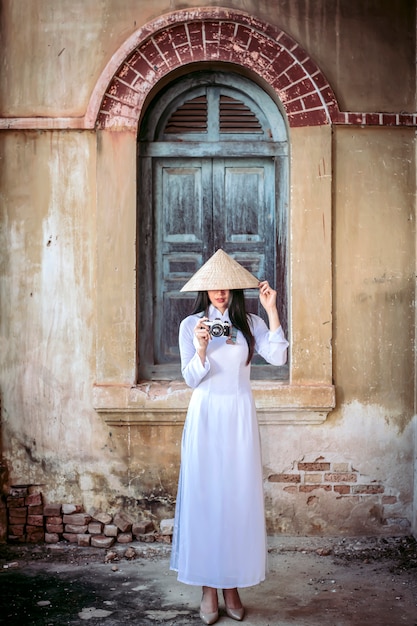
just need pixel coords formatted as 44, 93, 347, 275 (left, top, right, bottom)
180, 249, 259, 291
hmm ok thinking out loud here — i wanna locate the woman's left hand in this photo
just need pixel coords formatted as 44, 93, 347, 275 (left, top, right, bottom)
258, 280, 277, 312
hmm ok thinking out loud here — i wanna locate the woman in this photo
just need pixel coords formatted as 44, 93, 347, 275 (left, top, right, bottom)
170, 250, 289, 624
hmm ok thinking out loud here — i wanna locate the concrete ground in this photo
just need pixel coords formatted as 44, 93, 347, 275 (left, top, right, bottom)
0, 536, 416, 626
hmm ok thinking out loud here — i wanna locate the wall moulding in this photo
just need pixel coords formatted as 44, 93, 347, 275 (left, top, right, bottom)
93, 382, 336, 426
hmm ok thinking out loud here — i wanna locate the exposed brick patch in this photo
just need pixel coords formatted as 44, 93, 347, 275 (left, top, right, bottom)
267, 458, 397, 517
5, 486, 173, 548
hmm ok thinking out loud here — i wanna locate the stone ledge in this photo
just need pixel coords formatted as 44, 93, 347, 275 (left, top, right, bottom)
93, 382, 335, 425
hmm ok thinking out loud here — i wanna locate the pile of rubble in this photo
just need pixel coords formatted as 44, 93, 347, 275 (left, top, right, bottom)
6, 485, 174, 548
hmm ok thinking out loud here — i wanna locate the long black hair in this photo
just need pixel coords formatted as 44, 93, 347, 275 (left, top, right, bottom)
190, 290, 255, 365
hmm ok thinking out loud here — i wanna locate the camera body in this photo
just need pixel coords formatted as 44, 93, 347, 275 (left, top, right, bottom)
205, 318, 231, 337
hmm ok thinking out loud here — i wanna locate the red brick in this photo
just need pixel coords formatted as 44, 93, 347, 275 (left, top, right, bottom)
167, 24, 189, 48
288, 109, 328, 127
301, 93, 323, 111
285, 63, 308, 83
113, 512, 133, 533
302, 58, 320, 75
249, 34, 276, 62
89, 510, 112, 525
219, 21, 236, 44
45, 532, 60, 544
43, 504, 62, 516
65, 524, 88, 534
28, 505, 43, 515
132, 521, 154, 537
46, 516, 63, 525
104, 524, 119, 537
274, 73, 291, 90
46, 523, 64, 534
176, 44, 194, 64
352, 484, 384, 495
62, 533, 79, 543
268, 474, 300, 483
8, 507, 27, 520
108, 79, 137, 105
9, 525, 25, 536
271, 50, 293, 76
365, 113, 381, 125
88, 522, 103, 535
78, 534, 91, 547
118, 63, 140, 87
334, 485, 351, 495
286, 99, 304, 114
298, 462, 331, 472
140, 38, 165, 68
299, 485, 331, 493
324, 473, 357, 483
277, 32, 295, 50
7, 497, 25, 508
347, 112, 364, 125
382, 496, 397, 504
310, 71, 328, 89
26, 526, 45, 543
333, 111, 348, 124
25, 493, 42, 506
235, 25, 252, 47
127, 50, 153, 79
399, 113, 415, 126
90, 535, 115, 549
27, 515, 44, 527
290, 44, 309, 63
382, 113, 397, 126
63, 513, 91, 525
117, 532, 133, 543
283, 79, 314, 102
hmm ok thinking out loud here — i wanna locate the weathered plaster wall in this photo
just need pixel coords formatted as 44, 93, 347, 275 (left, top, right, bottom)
0, 131, 111, 500
0, 1, 415, 536
0, 1, 414, 116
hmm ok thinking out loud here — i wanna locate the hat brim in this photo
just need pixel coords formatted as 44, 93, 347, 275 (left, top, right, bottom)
180, 249, 260, 292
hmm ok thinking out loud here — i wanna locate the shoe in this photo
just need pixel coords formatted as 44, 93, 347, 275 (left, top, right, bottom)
225, 606, 245, 621
199, 608, 219, 625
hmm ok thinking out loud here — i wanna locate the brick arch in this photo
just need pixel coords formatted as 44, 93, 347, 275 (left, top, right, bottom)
92, 8, 340, 130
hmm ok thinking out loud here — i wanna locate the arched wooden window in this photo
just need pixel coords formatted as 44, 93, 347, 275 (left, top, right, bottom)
138, 71, 289, 381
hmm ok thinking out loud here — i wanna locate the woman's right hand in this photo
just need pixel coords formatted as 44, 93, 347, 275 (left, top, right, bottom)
194, 318, 210, 361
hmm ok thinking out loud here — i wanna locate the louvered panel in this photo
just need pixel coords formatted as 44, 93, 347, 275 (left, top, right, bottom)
220, 95, 263, 133
164, 96, 208, 133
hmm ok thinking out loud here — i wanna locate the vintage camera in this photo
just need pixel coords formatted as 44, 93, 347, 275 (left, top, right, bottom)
205, 319, 231, 337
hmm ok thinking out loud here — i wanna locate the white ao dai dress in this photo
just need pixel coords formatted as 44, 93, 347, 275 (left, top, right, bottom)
170, 304, 288, 588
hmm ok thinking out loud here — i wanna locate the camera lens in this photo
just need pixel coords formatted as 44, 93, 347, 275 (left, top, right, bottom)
210, 323, 224, 337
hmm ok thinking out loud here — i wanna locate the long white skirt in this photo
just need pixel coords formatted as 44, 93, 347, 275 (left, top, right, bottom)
170, 386, 267, 588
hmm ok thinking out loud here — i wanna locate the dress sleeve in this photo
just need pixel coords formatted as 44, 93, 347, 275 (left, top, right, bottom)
179, 316, 210, 388
251, 315, 289, 366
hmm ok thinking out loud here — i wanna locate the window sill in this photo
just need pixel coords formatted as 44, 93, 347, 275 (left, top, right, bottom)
93, 382, 335, 426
